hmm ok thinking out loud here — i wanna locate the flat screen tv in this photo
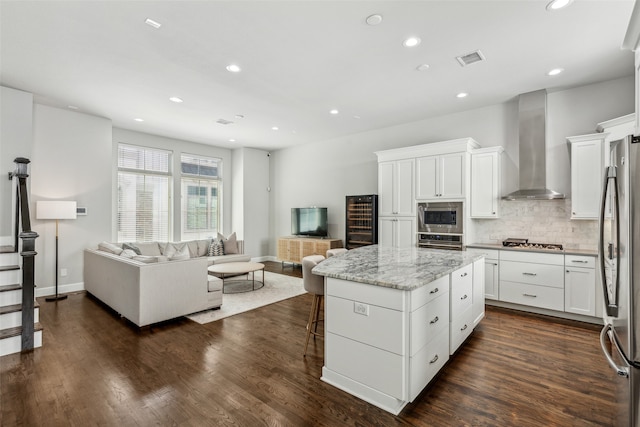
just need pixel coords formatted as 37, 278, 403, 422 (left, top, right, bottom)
291, 207, 328, 237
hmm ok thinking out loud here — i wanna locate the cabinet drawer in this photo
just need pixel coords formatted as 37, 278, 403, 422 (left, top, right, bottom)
500, 281, 564, 311
500, 250, 564, 265
411, 275, 449, 311
565, 255, 596, 269
326, 295, 404, 355
500, 261, 564, 288
450, 306, 474, 354
326, 332, 405, 400
410, 292, 449, 356
409, 327, 449, 401
450, 264, 473, 316
326, 277, 404, 310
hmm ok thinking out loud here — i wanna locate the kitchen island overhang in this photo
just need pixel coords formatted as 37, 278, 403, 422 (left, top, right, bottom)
313, 245, 485, 415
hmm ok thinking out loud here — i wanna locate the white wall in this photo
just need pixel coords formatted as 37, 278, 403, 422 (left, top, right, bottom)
0, 86, 33, 241
233, 147, 270, 259
31, 104, 112, 296
112, 128, 233, 242
270, 76, 634, 255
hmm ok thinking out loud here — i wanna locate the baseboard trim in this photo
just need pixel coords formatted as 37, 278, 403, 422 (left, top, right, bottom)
251, 255, 278, 262
36, 282, 84, 298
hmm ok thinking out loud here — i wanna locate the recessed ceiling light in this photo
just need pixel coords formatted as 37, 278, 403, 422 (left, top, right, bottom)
272, 126, 279, 131
134, 118, 144, 122
226, 64, 241, 73
145, 18, 162, 29
403, 37, 421, 48
169, 97, 183, 103
416, 64, 430, 71
365, 14, 383, 26
546, 0, 573, 11
229, 139, 236, 142
329, 109, 339, 115
547, 68, 564, 76
456, 92, 468, 98
67, 105, 79, 110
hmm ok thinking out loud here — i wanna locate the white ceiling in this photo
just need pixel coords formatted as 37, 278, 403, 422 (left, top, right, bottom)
0, 1, 636, 151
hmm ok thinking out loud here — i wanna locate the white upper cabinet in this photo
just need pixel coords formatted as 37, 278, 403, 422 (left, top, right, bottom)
567, 133, 607, 220
378, 159, 415, 217
416, 152, 466, 200
470, 147, 503, 218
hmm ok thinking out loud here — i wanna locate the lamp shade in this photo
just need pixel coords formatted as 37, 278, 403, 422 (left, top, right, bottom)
36, 201, 77, 220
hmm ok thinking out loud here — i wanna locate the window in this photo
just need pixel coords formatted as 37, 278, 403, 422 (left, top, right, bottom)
181, 154, 221, 240
117, 144, 171, 242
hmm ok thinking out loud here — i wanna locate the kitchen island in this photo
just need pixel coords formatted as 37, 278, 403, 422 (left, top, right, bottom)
312, 245, 484, 415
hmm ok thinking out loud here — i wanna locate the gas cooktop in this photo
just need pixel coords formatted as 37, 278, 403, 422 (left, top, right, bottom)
502, 238, 563, 251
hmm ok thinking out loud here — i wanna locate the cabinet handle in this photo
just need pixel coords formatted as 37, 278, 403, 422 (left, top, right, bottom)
571, 260, 589, 264
566, 270, 570, 273
429, 354, 439, 364
461, 272, 468, 277
523, 293, 537, 298
460, 324, 468, 331
461, 294, 468, 300
430, 316, 439, 324
429, 287, 439, 294
522, 272, 537, 276
492, 212, 496, 215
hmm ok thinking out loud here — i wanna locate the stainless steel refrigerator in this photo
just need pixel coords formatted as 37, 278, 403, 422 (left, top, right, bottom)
599, 134, 640, 426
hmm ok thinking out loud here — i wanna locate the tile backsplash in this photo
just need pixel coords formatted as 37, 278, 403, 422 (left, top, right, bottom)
472, 199, 598, 250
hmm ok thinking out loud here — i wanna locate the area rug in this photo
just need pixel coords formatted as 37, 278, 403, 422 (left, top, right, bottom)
186, 271, 305, 324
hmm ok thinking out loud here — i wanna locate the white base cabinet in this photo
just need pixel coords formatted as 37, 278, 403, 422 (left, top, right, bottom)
322, 262, 483, 415
564, 255, 596, 316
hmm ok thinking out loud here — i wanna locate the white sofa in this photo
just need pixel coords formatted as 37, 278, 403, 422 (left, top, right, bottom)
83, 239, 250, 326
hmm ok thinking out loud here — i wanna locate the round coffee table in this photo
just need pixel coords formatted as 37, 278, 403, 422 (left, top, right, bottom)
208, 262, 265, 293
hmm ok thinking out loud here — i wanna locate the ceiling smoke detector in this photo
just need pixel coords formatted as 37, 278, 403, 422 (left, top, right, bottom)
216, 119, 234, 125
456, 50, 485, 67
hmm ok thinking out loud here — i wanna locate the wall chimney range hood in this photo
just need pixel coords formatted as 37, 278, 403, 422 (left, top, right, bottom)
503, 90, 565, 200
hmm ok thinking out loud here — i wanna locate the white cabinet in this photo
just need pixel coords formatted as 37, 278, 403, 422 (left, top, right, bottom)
449, 263, 474, 354
567, 133, 607, 219
472, 259, 485, 327
379, 217, 415, 248
499, 250, 565, 312
416, 153, 466, 200
564, 255, 596, 316
379, 159, 415, 217
466, 248, 499, 300
470, 147, 503, 218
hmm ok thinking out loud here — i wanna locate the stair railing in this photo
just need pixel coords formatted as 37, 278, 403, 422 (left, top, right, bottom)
8, 158, 38, 351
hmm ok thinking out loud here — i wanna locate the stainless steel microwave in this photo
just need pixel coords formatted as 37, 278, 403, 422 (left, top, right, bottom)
417, 202, 463, 234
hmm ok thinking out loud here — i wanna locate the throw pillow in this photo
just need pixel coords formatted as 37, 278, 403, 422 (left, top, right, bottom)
98, 242, 123, 255
186, 240, 199, 258
164, 242, 191, 261
120, 249, 138, 258
197, 239, 211, 257
122, 243, 141, 255
136, 242, 162, 256
217, 232, 239, 255
208, 239, 224, 256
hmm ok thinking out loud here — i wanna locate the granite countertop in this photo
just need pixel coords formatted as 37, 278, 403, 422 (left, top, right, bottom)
312, 245, 483, 291
465, 243, 598, 257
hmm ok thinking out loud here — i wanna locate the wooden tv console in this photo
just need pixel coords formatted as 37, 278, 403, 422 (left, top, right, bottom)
277, 237, 343, 264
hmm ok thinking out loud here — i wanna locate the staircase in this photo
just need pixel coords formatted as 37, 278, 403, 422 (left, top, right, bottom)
0, 158, 42, 357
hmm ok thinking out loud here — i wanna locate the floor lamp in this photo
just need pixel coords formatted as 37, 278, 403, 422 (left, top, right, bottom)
36, 201, 77, 302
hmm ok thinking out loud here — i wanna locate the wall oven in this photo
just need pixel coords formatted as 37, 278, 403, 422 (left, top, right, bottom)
417, 202, 464, 250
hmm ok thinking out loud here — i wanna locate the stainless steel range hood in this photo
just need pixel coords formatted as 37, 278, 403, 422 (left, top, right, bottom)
503, 90, 565, 200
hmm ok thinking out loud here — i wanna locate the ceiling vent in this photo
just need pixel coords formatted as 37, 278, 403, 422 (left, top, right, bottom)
216, 119, 234, 125
456, 50, 485, 67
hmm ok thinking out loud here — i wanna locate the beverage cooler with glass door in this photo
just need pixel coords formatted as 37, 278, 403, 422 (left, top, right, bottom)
345, 195, 378, 249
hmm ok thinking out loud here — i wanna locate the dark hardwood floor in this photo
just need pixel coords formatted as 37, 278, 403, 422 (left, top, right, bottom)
1, 268, 617, 426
